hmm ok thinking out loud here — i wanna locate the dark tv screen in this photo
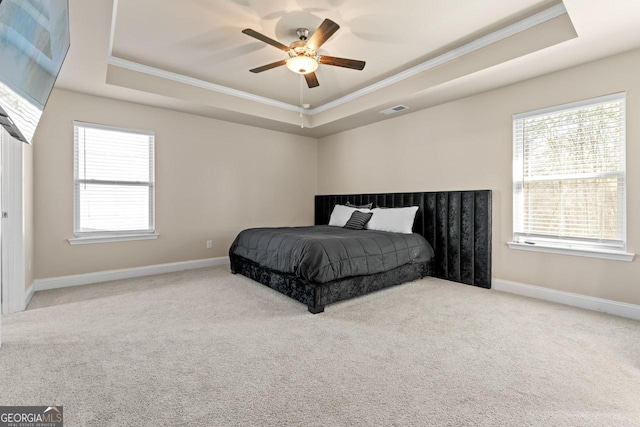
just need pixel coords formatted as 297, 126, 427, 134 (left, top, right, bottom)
0, 0, 70, 144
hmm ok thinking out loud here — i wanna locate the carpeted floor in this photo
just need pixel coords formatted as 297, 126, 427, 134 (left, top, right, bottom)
1, 265, 639, 426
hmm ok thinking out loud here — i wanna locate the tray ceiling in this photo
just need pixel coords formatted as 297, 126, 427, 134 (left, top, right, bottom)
55, 0, 640, 137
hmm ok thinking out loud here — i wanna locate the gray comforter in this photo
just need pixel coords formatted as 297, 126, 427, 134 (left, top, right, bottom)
229, 225, 433, 284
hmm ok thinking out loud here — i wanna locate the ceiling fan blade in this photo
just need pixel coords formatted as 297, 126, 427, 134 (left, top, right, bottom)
304, 72, 319, 88
242, 28, 290, 52
306, 19, 340, 50
319, 56, 366, 70
249, 60, 287, 73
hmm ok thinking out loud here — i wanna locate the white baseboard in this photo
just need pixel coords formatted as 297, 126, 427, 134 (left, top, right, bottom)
492, 278, 640, 321
33, 256, 230, 292
23, 282, 35, 310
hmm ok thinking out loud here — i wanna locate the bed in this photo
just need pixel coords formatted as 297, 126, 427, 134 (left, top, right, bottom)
230, 190, 492, 313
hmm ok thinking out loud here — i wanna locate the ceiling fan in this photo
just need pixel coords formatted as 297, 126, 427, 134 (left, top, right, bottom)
242, 19, 366, 88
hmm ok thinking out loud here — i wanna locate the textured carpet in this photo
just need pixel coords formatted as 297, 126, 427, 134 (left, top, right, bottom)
1, 265, 639, 426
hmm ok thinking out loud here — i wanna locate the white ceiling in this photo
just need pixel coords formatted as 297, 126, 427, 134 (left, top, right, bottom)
55, 0, 640, 138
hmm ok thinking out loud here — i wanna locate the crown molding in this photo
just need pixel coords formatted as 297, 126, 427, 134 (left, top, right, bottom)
109, 0, 119, 56
107, 3, 568, 118
309, 3, 567, 115
107, 56, 304, 113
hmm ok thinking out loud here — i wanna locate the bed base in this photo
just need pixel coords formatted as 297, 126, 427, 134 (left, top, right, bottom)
230, 254, 431, 314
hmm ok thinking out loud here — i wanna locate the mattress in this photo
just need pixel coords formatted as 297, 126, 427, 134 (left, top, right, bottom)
229, 225, 434, 284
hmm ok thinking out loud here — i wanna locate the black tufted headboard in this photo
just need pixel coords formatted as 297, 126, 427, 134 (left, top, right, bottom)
315, 191, 492, 289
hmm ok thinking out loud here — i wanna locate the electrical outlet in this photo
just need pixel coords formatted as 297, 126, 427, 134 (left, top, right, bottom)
206, 240, 213, 249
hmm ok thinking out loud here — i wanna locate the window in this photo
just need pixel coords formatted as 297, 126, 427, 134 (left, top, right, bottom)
511, 93, 631, 260
72, 121, 156, 244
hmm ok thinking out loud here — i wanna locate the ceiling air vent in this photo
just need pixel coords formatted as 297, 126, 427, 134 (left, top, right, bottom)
380, 105, 409, 115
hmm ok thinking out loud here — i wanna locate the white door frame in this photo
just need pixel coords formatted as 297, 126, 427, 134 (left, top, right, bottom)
1, 128, 26, 314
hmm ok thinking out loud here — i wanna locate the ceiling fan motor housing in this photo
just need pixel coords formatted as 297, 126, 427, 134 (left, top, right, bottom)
289, 40, 317, 58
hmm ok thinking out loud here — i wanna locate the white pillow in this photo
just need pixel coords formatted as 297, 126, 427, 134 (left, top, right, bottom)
328, 204, 372, 227
367, 206, 419, 234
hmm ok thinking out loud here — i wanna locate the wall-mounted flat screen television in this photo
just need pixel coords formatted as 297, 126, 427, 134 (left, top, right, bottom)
0, 0, 70, 144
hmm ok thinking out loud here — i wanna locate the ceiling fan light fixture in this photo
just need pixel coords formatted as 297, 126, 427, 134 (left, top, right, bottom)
286, 56, 318, 75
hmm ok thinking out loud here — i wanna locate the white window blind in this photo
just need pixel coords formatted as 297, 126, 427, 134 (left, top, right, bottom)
513, 93, 626, 251
73, 121, 155, 237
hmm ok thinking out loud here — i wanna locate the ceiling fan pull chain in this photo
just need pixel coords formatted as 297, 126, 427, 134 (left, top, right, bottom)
300, 74, 304, 128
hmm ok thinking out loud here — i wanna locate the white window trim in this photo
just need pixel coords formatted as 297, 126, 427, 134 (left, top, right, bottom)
511, 92, 630, 259
68, 233, 159, 245
73, 121, 156, 242
507, 241, 634, 262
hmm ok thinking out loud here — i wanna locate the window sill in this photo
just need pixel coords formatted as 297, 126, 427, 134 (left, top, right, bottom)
507, 241, 634, 262
68, 233, 159, 245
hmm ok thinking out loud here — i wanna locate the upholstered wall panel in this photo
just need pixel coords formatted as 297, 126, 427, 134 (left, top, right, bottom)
473, 191, 492, 288
315, 190, 492, 289
460, 192, 476, 285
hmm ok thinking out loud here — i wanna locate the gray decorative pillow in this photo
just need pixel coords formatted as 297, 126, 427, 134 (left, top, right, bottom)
344, 210, 374, 230
346, 201, 373, 209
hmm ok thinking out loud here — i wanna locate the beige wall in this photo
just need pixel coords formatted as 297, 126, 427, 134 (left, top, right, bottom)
31, 49, 640, 306
33, 89, 317, 279
318, 48, 640, 305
